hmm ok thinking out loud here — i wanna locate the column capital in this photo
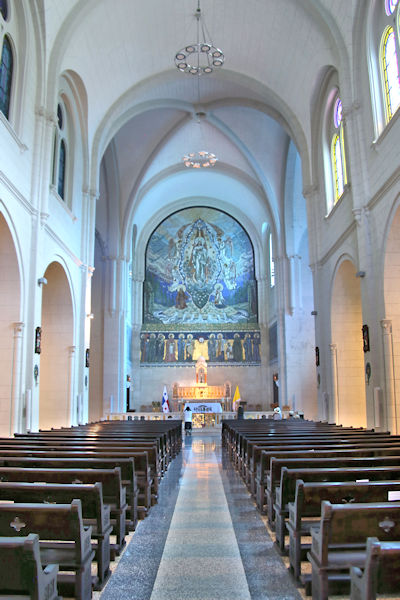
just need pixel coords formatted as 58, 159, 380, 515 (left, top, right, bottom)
381, 319, 392, 333
13, 322, 24, 335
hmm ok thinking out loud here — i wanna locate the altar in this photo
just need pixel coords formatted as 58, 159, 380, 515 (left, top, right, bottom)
173, 357, 232, 427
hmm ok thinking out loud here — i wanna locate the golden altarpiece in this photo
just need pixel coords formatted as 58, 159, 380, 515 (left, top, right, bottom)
172, 357, 232, 427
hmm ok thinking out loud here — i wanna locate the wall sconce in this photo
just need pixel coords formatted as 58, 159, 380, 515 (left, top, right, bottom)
362, 324, 370, 353
37, 277, 47, 286
34, 327, 42, 354
87, 313, 94, 319
356, 271, 366, 278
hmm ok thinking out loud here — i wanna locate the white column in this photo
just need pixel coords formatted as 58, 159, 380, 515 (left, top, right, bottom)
380, 319, 398, 434
330, 343, 339, 424
11, 322, 24, 435
67, 346, 76, 426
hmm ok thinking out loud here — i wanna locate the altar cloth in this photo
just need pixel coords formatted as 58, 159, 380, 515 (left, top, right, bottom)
184, 402, 223, 413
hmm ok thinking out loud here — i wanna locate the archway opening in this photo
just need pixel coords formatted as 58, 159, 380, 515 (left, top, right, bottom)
39, 262, 73, 429
331, 260, 366, 426
0, 213, 21, 436
383, 205, 400, 434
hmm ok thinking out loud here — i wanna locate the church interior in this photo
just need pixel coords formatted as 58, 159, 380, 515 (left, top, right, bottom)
1, 0, 400, 598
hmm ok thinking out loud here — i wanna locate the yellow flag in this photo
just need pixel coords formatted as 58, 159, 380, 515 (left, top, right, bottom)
232, 385, 241, 410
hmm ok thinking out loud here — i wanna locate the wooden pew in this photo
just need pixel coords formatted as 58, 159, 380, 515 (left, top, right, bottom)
274, 464, 400, 553
287, 479, 400, 583
0, 441, 159, 503
0, 481, 112, 588
0, 456, 138, 533
259, 452, 400, 519
0, 500, 94, 600
350, 537, 400, 600
0, 466, 127, 555
0, 533, 60, 600
307, 501, 400, 600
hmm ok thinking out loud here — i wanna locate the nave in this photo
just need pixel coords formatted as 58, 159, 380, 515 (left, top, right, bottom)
99, 432, 301, 600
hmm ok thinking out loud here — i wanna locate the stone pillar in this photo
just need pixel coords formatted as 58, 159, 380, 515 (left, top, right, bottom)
67, 346, 76, 426
380, 319, 398, 434
11, 322, 24, 434
330, 343, 339, 424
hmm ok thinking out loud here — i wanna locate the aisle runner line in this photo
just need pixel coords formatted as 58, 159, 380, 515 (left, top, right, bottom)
150, 443, 251, 600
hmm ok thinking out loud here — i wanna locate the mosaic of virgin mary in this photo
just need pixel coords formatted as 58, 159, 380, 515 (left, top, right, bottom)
143, 207, 258, 325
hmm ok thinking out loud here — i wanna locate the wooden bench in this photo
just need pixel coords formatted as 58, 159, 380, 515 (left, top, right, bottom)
287, 479, 400, 582
0, 444, 157, 510
0, 500, 94, 600
0, 481, 112, 588
0, 455, 138, 533
0, 533, 60, 600
0, 466, 127, 555
274, 464, 400, 553
307, 501, 400, 600
258, 453, 400, 519
350, 537, 400, 600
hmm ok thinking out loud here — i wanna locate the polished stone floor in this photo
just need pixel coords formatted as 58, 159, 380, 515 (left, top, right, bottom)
100, 431, 302, 600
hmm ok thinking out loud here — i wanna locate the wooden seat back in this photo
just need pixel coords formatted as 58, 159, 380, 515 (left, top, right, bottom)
0, 533, 59, 600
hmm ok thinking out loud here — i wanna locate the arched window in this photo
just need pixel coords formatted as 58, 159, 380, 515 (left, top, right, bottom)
0, 35, 13, 119
381, 26, 400, 120
52, 102, 68, 201
0, 0, 8, 21
58, 139, 66, 199
330, 97, 347, 206
269, 232, 275, 288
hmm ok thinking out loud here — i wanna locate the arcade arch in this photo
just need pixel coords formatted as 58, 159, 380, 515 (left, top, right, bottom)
39, 261, 74, 430
0, 212, 22, 436
330, 259, 366, 427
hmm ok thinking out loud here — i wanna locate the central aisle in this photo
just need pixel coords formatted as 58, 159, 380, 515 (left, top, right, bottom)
150, 436, 251, 599
100, 432, 302, 600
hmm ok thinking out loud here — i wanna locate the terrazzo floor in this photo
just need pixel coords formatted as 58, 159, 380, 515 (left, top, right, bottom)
99, 431, 303, 600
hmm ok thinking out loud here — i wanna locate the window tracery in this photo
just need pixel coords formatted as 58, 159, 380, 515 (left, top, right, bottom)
52, 102, 68, 201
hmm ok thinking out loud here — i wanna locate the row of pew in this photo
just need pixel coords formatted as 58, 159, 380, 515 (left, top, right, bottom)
0, 419, 182, 600
222, 419, 400, 599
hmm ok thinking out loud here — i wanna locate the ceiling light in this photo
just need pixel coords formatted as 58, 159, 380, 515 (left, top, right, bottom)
174, 1, 224, 76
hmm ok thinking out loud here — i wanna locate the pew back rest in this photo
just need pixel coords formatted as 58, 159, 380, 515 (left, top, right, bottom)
352, 536, 400, 595
0, 499, 91, 561
0, 466, 125, 508
312, 501, 400, 565
291, 480, 400, 526
0, 533, 57, 594
0, 481, 107, 532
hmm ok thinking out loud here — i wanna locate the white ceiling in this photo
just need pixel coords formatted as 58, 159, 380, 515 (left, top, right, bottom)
40, 0, 358, 242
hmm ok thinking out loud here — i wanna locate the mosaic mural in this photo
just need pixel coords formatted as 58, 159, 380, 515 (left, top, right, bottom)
141, 208, 260, 366
143, 207, 258, 325
140, 331, 261, 365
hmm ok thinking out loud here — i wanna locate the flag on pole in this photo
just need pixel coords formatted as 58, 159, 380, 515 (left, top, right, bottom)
162, 386, 170, 413
232, 385, 241, 411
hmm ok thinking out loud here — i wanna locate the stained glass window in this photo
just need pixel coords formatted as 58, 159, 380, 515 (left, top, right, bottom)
330, 95, 347, 206
333, 98, 343, 128
0, 35, 12, 118
382, 27, 400, 119
0, 1, 8, 20
58, 139, 66, 200
385, 0, 398, 15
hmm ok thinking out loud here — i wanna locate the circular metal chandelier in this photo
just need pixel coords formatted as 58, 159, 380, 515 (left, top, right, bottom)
175, 4, 224, 75
183, 151, 218, 169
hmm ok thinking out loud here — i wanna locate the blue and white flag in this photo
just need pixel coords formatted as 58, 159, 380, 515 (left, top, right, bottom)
162, 386, 170, 413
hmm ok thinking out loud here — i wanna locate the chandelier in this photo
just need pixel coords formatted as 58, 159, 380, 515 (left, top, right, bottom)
175, 1, 224, 76
183, 151, 218, 169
